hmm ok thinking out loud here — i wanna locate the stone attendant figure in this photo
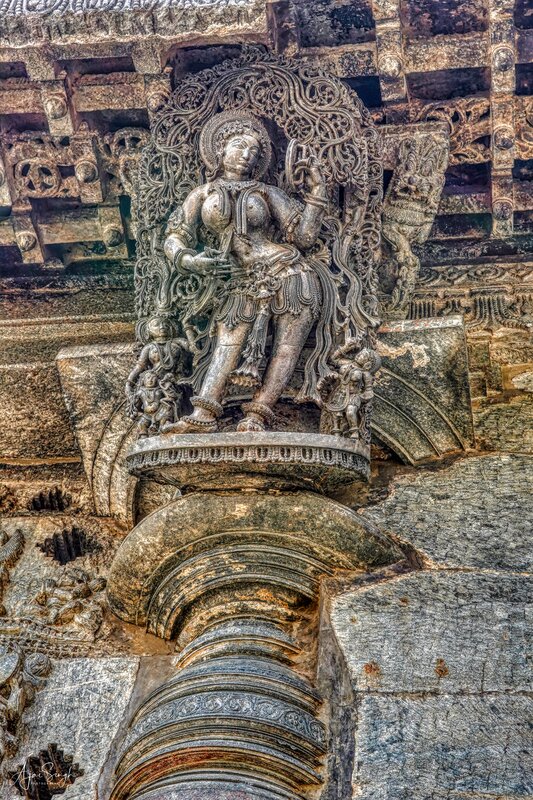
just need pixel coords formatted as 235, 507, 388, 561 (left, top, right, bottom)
129, 372, 176, 438
126, 316, 189, 434
163, 110, 334, 433
319, 343, 381, 441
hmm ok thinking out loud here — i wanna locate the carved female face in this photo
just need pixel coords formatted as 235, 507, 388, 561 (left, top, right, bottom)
221, 133, 262, 179
148, 317, 170, 342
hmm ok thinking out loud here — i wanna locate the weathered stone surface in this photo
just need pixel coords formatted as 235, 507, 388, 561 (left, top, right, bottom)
474, 396, 533, 453
375, 317, 474, 464
332, 571, 532, 693
108, 490, 403, 636
353, 694, 533, 800
0, 315, 133, 365
0, 363, 78, 459
56, 343, 137, 521
362, 454, 533, 570
0, 515, 120, 618
0, 462, 93, 516
5, 657, 139, 800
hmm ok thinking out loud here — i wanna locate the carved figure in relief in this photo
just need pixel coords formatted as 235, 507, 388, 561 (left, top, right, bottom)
0, 529, 24, 615
319, 343, 381, 442
126, 316, 189, 435
30, 568, 107, 639
163, 111, 330, 433
0, 647, 51, 763
382, 134, 448, 316
133, 50, 383, 438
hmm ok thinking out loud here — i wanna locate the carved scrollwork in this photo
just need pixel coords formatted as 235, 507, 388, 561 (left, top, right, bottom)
0, 646, 51, 767
14, 156, 61, 198
102, 127, 150, 197
4, 132, 101, 203
25, 568, 107, 642
515, 97, 533, 161
0, 529, 24, 616
413, 97, 491, 164
410, 288, 533, 332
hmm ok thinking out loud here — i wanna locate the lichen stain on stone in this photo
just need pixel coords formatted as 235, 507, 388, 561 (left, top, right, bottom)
434, 658, 449, 678
363, 661, 381, 677
377, 341, 430, 369
399, 596, 409, 605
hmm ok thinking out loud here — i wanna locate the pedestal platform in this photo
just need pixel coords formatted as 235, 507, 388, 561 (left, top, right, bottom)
126, 431, 370, 494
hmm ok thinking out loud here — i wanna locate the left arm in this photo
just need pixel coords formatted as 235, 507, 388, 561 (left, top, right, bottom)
266, 160, 328, 250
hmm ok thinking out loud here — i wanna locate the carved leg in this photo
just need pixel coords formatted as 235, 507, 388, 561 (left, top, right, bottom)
238, 308, 315, 432
137, 415, 151, 439
345, 400, 362, 439
166, 321, 251, 434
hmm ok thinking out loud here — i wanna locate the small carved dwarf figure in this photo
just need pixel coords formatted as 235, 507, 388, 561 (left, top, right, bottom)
129, 371, 177, 438
0, 647, 51, 762
319, 343, 381, 442
126, 316, 189, 437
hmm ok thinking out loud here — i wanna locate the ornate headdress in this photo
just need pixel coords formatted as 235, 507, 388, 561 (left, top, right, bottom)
199, 110, 272, 178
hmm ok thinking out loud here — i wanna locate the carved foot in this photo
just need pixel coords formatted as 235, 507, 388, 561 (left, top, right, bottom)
237, 414, 265, 432
162, 416, 218, 434
237, 402, 276, 432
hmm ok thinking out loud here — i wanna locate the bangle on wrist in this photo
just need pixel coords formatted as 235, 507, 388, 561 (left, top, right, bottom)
173, 248, 197, 271
305, 193, 328, 210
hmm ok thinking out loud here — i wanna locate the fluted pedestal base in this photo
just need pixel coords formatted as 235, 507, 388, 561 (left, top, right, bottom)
107, 433, 400, 799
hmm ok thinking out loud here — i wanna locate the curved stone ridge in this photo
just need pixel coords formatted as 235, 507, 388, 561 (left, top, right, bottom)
111, 623, 326, 800
107, 491, 401, 634
126, 431, 370, 492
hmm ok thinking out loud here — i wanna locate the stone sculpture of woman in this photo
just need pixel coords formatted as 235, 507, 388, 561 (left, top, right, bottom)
162, 110, 334, 433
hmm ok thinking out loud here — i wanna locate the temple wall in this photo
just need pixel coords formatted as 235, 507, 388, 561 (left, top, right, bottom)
325, 453, 532, 799
0, 0, 531, 797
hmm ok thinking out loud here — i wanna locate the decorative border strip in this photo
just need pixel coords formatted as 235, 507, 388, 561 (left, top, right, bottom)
127, 441, 369, 479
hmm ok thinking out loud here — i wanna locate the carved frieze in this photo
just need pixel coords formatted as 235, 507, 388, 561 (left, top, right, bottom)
101, 128, 150, 231
410, 289, 533, 333
3, 132, 102, 205
0, 0, 268, 48
0, 647, 51, 767
27, 568, 107, 641
412, 97, 491, 165
515, 97, 533, 161
0, 530, 24, 617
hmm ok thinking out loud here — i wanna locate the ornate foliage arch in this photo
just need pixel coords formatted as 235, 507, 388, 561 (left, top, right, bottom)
134, 46, 382, 360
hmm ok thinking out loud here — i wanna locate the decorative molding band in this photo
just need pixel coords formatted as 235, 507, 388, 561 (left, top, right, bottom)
126, 432, 370, 492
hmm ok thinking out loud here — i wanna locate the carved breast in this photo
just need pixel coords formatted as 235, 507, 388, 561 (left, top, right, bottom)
201, 189, 271, 234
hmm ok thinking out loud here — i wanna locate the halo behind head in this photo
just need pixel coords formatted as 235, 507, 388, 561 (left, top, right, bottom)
199, 110, 272, 179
